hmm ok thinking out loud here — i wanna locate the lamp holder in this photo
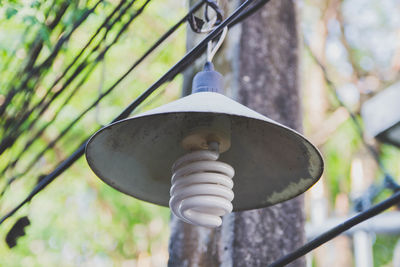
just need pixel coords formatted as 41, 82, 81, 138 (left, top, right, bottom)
191, 62, 224, 94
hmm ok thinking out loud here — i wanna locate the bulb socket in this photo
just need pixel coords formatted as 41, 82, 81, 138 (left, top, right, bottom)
191, 62, 224, 94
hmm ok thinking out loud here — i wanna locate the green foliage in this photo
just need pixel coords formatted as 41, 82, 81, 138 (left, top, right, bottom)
5, 6, 17, 19
0, 0, 186, 265
322, 119, 362, 202
373, 235, 398, 267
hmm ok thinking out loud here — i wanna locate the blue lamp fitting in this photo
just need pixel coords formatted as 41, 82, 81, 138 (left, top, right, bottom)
191, 62, 224, 94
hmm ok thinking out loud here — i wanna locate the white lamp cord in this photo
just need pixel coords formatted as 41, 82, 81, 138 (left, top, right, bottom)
198, 0, 228, 63
207, 26, 228, 62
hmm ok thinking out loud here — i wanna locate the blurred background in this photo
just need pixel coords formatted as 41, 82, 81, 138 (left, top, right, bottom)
0, 0, 399, 266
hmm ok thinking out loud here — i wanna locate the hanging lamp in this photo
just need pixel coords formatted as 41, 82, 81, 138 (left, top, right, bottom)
85, 26, 324, 228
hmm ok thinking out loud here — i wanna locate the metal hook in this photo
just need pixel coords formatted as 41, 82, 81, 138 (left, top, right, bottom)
188, 0, 224, 33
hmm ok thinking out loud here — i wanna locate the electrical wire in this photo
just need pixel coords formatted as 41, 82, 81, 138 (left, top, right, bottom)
0, 0, 152, 179
0, 1, 71, 132
0, 0, 192, 192
207, 26, 228, 62
268, 190, 400, 267
0, 0, 139, 157
0, 0, 104, 119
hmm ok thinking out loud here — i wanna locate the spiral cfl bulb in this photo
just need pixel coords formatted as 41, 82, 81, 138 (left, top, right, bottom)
169, 142, 235, 228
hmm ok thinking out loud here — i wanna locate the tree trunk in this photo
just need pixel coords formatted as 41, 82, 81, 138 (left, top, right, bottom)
169, 1, 304, 266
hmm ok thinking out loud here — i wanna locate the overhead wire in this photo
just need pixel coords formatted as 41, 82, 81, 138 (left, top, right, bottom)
0, 0, 151, 179
268, 190, 400, 267
0, 0, 192, 193
1, 0, 128, 132
0, 0, 104, 119
0, 0, 136, 157
0, 0, 71, 128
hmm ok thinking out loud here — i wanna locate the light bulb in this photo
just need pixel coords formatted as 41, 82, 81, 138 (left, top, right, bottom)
169, 141, 234, 228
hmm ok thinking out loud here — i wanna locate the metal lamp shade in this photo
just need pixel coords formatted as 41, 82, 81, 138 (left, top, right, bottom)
85, 92, 324, 211
361, 83, 400, 147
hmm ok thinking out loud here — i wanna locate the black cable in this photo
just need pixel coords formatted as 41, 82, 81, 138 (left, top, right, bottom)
0, 140, 88, 225
230, 0, 269, 26
0, 1, 71, 129
0, 0, 151, 177
0, 0, 104, 119
0, 0, 202, 190
5, 0, 129, 130
268, 190, 400, 267
0, 0, 136, 157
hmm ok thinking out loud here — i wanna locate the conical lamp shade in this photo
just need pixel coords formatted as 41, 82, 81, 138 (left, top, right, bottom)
86, 92, 323, 211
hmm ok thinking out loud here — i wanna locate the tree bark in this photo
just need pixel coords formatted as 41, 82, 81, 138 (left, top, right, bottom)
169, 1, 304, 266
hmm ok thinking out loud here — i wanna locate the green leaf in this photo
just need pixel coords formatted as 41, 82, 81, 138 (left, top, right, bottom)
39, 26, 51, 48
5, 7, 18, 19
22, 15, 38, 25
